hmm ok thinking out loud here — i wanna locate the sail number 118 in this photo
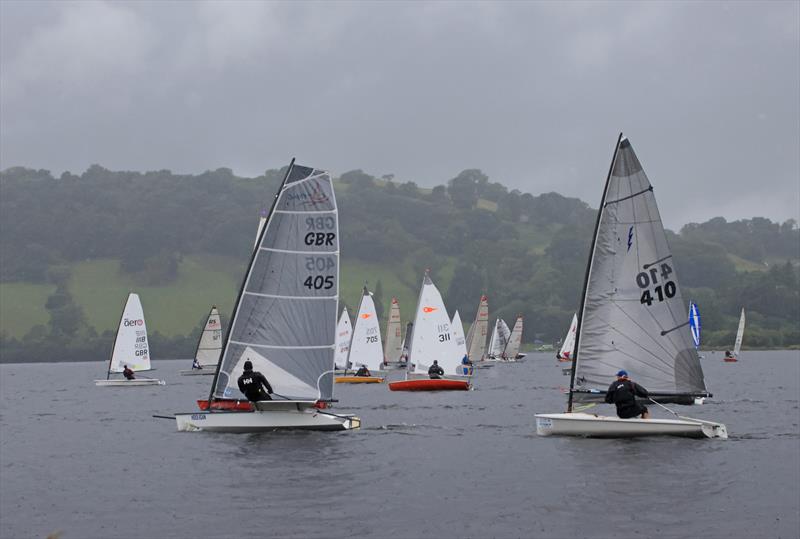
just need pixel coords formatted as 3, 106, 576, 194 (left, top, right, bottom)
636, 263, 676, 306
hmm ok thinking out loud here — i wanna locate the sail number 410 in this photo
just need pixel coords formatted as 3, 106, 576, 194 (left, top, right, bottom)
636, 263, 676, 306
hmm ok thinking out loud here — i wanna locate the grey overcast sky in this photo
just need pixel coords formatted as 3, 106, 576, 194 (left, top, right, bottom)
1, 1, 798, 230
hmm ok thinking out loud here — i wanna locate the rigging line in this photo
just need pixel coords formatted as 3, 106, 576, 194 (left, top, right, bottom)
604, 185, 653, 206
606, 302, 677, 371
661, 320, 690, 336
643, 255, 673, 269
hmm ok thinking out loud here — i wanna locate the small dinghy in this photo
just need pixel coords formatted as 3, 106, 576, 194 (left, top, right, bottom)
174, 161, 359, 432
381, 297, 406, 370
335, 285, 386, 384
180, 305, 223, 376
724, 308, 745, 362
95, 293, 164, 386
535, 134, 726, 439
556, 314, 577, 362
466, 295, 493, 369
387, 271, 472, 392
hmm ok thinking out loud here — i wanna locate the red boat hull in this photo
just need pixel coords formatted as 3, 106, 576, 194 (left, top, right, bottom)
388, 379, 470, 391
723, 357, 738, 363
197, 399, 253, 411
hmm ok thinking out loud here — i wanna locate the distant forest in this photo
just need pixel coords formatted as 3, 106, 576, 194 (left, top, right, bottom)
0, 165, 797, 363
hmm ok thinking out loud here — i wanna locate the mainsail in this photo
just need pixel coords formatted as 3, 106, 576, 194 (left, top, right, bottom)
733, 308, 746, 356
209, 163, 339, 402
688, 301, 701, 350
451, 310, 468, 359
108, 293, 151, 374
504, 315, 524, 359
347, 286, 384, 372
558, 313, 578, 359
383, 297, 403, 363
570, 135, 709, 407
465, 295, 489, 361
334, 308, 352, 370
193, 306, 223, 368
409, 273, 461, 376
487, 319, 511, 359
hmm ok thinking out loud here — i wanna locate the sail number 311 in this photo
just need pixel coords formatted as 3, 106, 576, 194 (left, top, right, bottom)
636, 263, 676, 306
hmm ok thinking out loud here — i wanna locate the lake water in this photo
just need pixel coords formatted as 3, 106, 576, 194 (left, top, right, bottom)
1, 351, 798, 539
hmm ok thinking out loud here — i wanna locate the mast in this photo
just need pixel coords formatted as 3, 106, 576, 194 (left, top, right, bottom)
206, 159, 296, 405
567, 133, 623, 413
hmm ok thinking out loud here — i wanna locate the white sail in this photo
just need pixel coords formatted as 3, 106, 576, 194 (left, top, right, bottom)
451, 310, 468, 359
558, 314, 578, 359
487, 319, 510, 359
465, 295, 489, 361
347, 286, 384, 372
334, 308, 352, 370
194, 306, 223, 368
212, 164, 340, 402
383, 297, 403, 363
254, 208, 268, 249
409, 273, 462, 376
733, 308, 746, 356
571, 135, 708, 404
108, 293, 151, 373
504, 316, 524, 359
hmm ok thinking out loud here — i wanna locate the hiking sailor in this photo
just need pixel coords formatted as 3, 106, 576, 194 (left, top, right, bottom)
428, 360, 445, 379
237, 360, 274, 402
605, 370, 651, 419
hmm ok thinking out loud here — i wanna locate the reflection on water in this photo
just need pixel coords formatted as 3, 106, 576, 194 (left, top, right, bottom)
0, 351, 798, 539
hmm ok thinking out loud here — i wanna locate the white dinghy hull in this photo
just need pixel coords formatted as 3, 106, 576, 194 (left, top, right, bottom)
535, 412, 727, 439
95, 378, 165, 387
179, 369, 214, 376
175, 401, 360, 432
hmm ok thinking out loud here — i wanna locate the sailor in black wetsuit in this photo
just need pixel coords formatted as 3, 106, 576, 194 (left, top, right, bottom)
122, 365, 135, 380
237, 360, 273, 402
355, 365, 371, 377
428, 360, 445, 379
605, 370, 651, 419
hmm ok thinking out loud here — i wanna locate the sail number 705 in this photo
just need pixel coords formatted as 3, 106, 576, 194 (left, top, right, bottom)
636, 263, 676, 306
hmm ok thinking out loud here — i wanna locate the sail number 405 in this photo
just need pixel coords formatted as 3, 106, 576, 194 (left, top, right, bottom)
636, 263, 676, 306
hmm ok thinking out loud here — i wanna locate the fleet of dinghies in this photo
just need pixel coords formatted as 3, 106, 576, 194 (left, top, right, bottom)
91, 137, 732, 440
95, 293, 165, 386
534, 134, 727, 439
336, 286, 386, 383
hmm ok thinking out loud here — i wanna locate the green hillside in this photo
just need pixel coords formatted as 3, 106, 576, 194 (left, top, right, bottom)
0, 165, 797, 362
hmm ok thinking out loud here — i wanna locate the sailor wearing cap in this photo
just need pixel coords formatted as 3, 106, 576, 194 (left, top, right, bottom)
604, 370, 651, 419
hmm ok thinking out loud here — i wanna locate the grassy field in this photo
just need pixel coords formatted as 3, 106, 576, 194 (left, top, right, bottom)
1, 254, 462, 338
0, 282, 56, 337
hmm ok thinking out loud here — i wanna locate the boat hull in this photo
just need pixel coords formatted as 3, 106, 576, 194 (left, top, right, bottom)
197, 399, 253, 411
335, 376, 384, 384
175, 402, 360, 432
388, 379, 470, 391
534, 412, 727, 439
94, 378, 165, 386
179, 369, 214, 376
723, 357, 738, 362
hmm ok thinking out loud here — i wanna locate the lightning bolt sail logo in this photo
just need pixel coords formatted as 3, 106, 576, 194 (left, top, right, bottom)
627, 226, 634, 252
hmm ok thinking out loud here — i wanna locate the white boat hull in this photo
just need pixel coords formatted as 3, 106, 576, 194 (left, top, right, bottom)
95, 378, 165, 387
535, 412, 727, 439
179, 369, 214, 376
175, 400, 360, 432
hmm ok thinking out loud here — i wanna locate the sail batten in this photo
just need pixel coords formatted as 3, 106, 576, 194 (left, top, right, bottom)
572, 136, 708, 402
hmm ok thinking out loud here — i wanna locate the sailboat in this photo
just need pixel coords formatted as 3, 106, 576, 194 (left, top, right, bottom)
336, 286, 385, 383
95, 293, 165, 386
333, 307, 353, 371
451, 310, 473, 375
485, 318, 511, 362
388, 272, 471, 391
502, 315, 525, 361
535, 134, 727, 438
467, 295, 493, 369
724, 308, 745, 362
175, 161, 360, 432
180, 306, 223, 376
556, 313, 577, 362
382, 297, 405, 370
